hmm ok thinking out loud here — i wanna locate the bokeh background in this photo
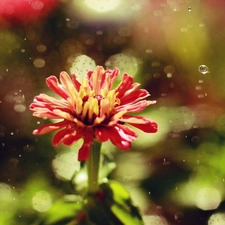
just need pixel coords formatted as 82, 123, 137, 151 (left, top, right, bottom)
1, 0, 225, 224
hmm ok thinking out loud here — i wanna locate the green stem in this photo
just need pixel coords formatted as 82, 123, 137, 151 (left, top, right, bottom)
86, 141, 101, 194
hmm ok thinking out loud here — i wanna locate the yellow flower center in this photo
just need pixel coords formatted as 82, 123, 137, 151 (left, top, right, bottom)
73, 77, 120, 126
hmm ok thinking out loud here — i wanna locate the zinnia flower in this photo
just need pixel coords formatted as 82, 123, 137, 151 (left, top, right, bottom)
29, 66, 157, 161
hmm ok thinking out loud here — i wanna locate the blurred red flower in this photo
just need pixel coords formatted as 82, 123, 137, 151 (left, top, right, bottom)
0, 0, 60, 26
30, 66, 158, 161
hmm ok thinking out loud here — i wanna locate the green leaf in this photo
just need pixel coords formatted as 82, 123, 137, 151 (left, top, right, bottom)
103, 181, 144, 225
111, 204, 143, 225
84, 180, 144, 225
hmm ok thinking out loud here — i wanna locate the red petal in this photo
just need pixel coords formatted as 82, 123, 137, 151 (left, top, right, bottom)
33, 120, 70, 135
115, 73, 134, 99
52, 127, 73, 146
34, 94, 67, 106
71, 74, 81, 91
78, 132, 94, 161
63, 130, 84, 145
116, 100, 151, 113
120, 89, 150, 105
121, 115, 158, 133
95, 127, 110, 142
92, 66, 105, 95
87, 70, 94, 89
131, 121, 157, 133
116, 124, 138, 141
108, 126, 132, 150
46, 76, 69, 99
103, 68, 119, 89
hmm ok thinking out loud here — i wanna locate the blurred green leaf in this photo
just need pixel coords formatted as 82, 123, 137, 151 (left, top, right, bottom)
42, 196, 83, 225
83, 180, 144, 225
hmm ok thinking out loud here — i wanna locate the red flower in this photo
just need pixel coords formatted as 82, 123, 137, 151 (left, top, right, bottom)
29, 66, 157, 161
0, 0, 60, 26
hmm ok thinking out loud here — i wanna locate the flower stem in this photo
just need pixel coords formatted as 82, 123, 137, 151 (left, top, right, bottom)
86, 141, 101, 194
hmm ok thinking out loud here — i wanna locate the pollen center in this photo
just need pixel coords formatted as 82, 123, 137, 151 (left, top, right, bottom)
78, 91, 120, 126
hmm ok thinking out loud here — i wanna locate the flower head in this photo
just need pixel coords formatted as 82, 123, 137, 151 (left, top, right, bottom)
29, 66, 157, 161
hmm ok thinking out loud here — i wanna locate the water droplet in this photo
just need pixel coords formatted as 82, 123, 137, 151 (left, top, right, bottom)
195, 85, 202, 90
170, 133, 181, 138
14, 95, 25, 104
36, 44, 47, 53
153, 73, 161, 78
153, 10, 164, 16
145, 73, 151, 80
164, 65, 175, 74
14, 104, 26, 113
23, 145, 35, 153
188, 7, 191, 12
66, 19, 79, 29
146, 49, 153, 54
162, 158, 171, 165
96, 30, 103, 35
151, 61, 160, 67
191, 135, 200, 144
0, 125, 5, 137
174, 212, 183, 222
8, 158, 19, 167
197, 93, 205, 98
198, 65, 209, 74
180, 27, 188, 32
33, 58, 46, 68
199, 23, 205, 28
